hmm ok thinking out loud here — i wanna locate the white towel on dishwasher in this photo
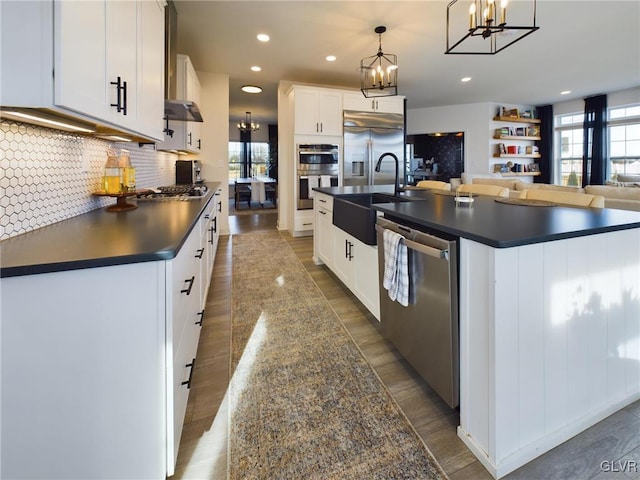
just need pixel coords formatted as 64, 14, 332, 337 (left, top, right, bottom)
320, 175, 333, 188
382, 229, 409, 307
251, 180, 266, 204
307, 175, 319, 199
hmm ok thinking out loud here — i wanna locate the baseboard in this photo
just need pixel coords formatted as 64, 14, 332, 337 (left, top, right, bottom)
458, 392, 640, 479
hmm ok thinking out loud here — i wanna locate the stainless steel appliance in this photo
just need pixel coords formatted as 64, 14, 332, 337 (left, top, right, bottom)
375, 216, 459, 408
296, 144, 339, 210
176, 160, 202, 184
343, 110, 404, 187
137, 184, 208, 201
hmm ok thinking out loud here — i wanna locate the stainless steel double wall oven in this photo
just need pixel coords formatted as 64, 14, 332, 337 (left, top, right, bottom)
296, 143, 339, 209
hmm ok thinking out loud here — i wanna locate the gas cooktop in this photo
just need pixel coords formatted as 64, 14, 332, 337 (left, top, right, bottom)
137, 184, 208, 200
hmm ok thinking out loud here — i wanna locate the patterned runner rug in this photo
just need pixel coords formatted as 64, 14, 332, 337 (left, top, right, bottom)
229, 231, 447, 479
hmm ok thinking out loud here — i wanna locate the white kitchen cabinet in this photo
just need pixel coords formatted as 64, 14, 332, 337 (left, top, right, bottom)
292, 86, 342, 136
294, 208, 315, 235
332, 227, 380, 320
135, 0, 166, 140
157, 55, 203, 153
313, 192, 334, 266
199, 189, 222, 305
343, 92, 405, 114
0, 212, 215, 479
167, 223, 205, 472
0, 0, 165, 141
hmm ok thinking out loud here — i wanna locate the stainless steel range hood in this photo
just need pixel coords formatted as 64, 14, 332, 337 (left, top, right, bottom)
164, 1, 203, 123
164, 99, 202, 122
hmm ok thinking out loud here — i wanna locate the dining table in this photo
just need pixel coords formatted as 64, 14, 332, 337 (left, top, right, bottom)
233, 176, 277, 207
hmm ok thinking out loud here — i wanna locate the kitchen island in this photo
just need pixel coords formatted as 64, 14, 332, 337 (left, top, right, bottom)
0, 183, 222, 479
316, 186, 640, 479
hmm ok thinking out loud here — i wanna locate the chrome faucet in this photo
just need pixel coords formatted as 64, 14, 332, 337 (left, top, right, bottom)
375, 152, 400, 196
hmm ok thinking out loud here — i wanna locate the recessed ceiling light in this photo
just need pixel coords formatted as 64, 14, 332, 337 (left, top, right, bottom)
251, 66, 262, 72
561, 90, 571, 95
257, 33, 270, 42
241, 85, 263, 94
326, 55, 336, 62
461, 77, 472, 82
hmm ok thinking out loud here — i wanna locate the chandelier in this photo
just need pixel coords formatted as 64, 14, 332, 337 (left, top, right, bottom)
445, 0, 539, 55
360, 26, 398, 98
237, 112, 259, 133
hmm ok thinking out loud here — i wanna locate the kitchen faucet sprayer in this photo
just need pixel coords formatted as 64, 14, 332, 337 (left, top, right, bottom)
375, 152, 399, 195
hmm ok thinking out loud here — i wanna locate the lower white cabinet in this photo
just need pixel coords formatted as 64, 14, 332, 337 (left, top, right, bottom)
313, 192, 334, 265
294, 208, 314, 235
0, 210, 218, 479
331, 227, 380, 320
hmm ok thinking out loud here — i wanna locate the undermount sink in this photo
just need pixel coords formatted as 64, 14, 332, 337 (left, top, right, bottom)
332, 193, 412, 245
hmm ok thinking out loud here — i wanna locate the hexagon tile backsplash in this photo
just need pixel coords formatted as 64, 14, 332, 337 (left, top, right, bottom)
0, 120, 178, 240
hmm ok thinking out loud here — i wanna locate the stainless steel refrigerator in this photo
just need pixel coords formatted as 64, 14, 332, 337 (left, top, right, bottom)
343, 110, 405, 187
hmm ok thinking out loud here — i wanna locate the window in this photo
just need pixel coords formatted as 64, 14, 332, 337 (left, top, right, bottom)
228, 141, 271, 182
555, 105, 640, 185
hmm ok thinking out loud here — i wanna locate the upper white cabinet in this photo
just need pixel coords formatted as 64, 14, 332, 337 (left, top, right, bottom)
343, 92, 404, 114
0, 0, 165, 141
292, 86, 342, 136
157, 55, 203, 153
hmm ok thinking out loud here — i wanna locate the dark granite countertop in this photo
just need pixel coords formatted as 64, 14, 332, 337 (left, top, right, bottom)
315, 186, 640, 248
0, 183, 221, 278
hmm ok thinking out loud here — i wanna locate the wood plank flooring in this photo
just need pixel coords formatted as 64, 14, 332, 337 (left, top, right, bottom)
173, 212, 640, 480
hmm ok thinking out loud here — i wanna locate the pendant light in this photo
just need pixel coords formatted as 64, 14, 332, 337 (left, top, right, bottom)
237, 112, 259, 133
360, 26, 398, 98
445, 0, 539, 54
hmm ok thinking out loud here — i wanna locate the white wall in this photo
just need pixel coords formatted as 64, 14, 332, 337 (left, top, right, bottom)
407, 102, 494, 175
187, 71, 230, 235
553, 86, 640, 116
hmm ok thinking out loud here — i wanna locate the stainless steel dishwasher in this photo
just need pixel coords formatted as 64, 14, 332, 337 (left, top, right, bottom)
375, 216, 459, 408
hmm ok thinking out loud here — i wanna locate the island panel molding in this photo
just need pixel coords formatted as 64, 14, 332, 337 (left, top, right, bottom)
458, 230, 640, 478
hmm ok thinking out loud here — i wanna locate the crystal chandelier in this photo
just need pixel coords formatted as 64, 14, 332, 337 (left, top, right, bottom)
237, 112, 259, 133
360, 26, 398, 98
445, 0, 539, 55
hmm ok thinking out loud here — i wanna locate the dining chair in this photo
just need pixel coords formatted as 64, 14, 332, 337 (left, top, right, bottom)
265, 183, 277, 207
234, 181, 252, 209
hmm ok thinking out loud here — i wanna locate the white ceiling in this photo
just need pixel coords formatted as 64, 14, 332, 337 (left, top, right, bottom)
174, 0, 640, 126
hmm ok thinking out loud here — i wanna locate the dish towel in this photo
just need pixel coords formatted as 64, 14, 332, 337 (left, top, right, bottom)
320, 175, 333, 188
382, 229, 409, 306
307, 175, 319, 199
251, 180, 266, 204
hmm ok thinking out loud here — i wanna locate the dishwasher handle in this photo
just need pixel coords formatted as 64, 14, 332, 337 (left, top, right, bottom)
375, 224, 449, 260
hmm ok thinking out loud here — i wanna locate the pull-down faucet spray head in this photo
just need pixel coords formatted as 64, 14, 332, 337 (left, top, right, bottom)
375, 152, 400, 195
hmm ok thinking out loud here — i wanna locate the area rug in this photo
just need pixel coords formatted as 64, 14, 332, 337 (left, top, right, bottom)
229, 200, 277, 215
228, 231, 448, 479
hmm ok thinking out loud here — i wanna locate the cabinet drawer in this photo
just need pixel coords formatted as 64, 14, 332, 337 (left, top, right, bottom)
314, 193, 334, 212
294, 216, 314, 232
169, 228, 201, 358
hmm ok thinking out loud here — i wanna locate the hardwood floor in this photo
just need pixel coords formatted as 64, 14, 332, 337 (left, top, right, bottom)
173, 213, 640, 480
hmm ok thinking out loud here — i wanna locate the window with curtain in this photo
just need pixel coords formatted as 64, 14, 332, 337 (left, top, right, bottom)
554, 105, 640, 185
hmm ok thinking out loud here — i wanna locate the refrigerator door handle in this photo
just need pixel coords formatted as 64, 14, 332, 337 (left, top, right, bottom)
366, 138, 372, 185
